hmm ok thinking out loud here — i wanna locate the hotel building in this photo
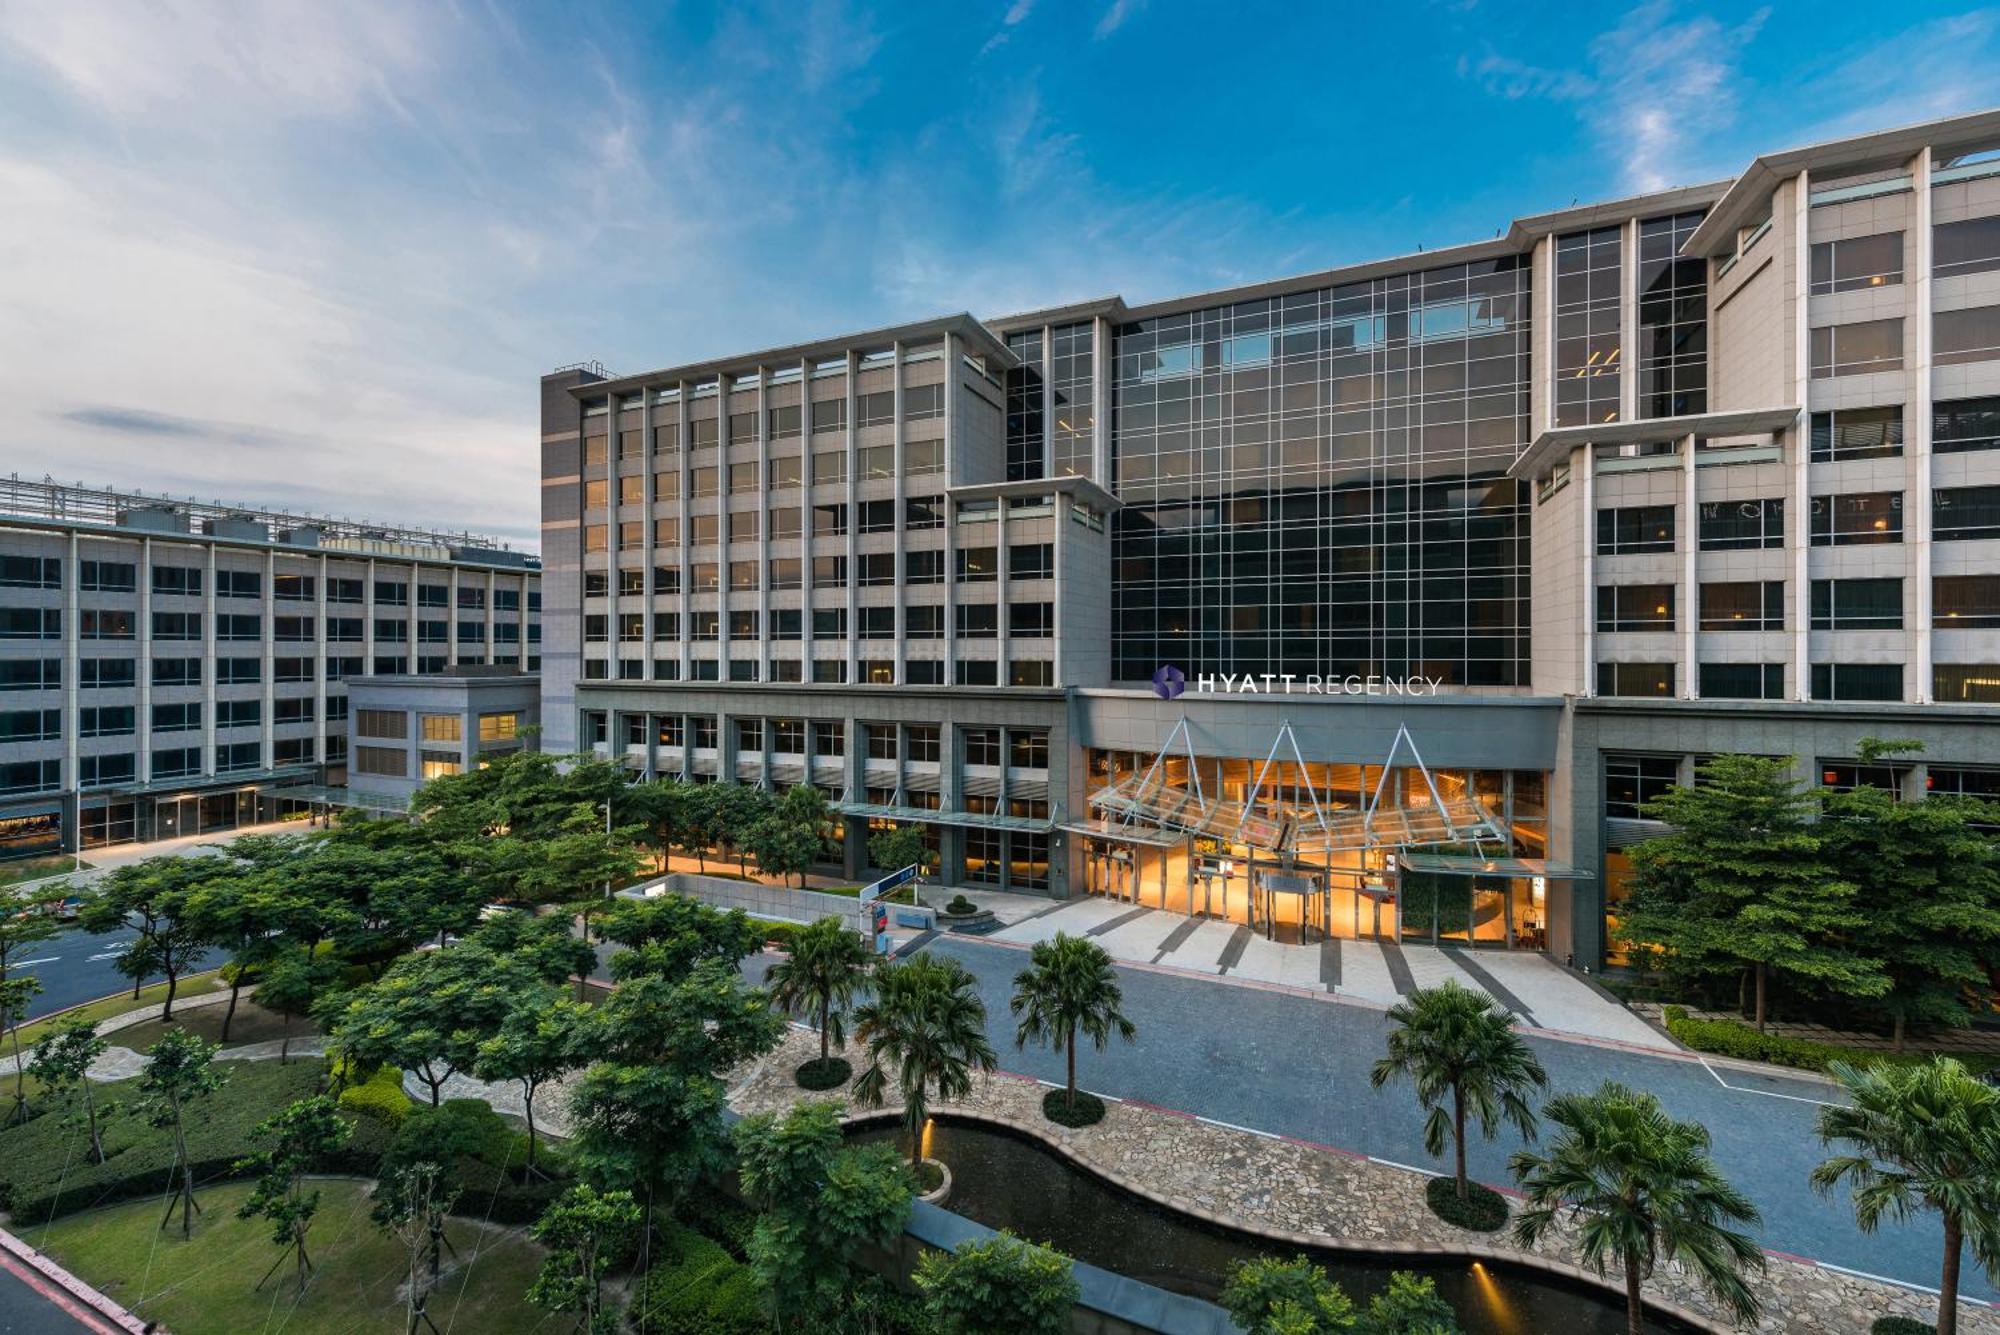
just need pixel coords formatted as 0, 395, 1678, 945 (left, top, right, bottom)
540, 110, 2000, 971
0, 479, 540, 858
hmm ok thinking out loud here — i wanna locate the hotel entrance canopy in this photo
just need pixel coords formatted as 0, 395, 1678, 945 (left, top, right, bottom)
1083, 718, 1512, 861
1397, 853, 1594, 880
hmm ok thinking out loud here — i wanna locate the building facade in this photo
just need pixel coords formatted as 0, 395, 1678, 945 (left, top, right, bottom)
540, 110, 2000, 970
343, 669, 541, 807
0, 479, 540, 858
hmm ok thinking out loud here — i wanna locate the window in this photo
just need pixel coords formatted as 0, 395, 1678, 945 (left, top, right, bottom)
864, 724, 897, 761
1811, 491, 1902, 545
728, 511, 759, 543
1810, 406, 1903, 461
273, 697, 314, 725
1936, 576, 2000, 629
1936, 216, 2000, 279
152, 565, 201, 596
856, 390, 895, 428
584, 478, 609, 510
813, 451, 847, 484
729, 462, 759, 495
964, 829, 1003, 885
1698, 498, 1783, 551
906, 605, 942, 638
811, 399, 845, 433
375, 579, 408, 606
906, 725, 941, 762
858, 552, 896, 586
905, 550, 943, 584
354, 746, 407, 777
0, 609, 59, 640
956, 605, 998, 638
583, 524, 607, 553
691, 562, 719, 592
78, 753, 135, 787
812, 555, 846, 589
1554, 226, 1624, 426
1596, 662, 1674, 697
770, 609, 800, 641
418, 584, 450, 608
152, 611, 202, 640
78, 706, 134, 738
1605, 755, 1678, 819
963, 728, 1002, 767
1008, 730, 1049, 769
813, 503, 847, 537
1936, 396, 2000, 454
78, 560, 135, 592
653, 611, 681, 640
218, 657, 260, 684
479, 713, 520, 744
691, 610, 719, 641
728, 410, 757, 444
1009, 602, 1054, 637
618, 612, 645, 643
79, 659, 135, 689
905, 495, 944, 530
768, 404, 802, 439
217, 570, 262, 598
1811, 578, 1902, 629
769, 455, 803, 489
1595, 585, 1675, 632
906, 660, 944, 684
0, 659, 59, 691
617, 474, 643, 506
1812, 663, 1903, 701
957, 547, 998, 582
1596, 505, 1675, 555
812, 608, 847, 638
0, 759, 60, 796
356, 709, 408, 739
0, 556, 59, 588
0, 709, 59, 742
689, 417, 718, 449
729, 610, 760, 641
1935, 485, 2000, 541
217, 699, 261, 728
1936, 305, 2000, 366
956, 660, 999, 686
1935, 665, 2000, 703
858, 499, 896, 534
811, 660, 847, 684
1809, 231, 1903, 294
1009, 543, 1054, 580
768, 557, 801, 590
905, 383, 943, 420
1699, 582, 1783, 631
273, 573, 315, 601
80, 610, 134, 640
1811, 319, 1903, 377
905, 439, 943, 475
152, 701, 201, 733
1699, 663, 1784, 700
856, 446, 894, 479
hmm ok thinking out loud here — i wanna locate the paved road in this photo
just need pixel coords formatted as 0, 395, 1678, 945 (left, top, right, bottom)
0, 1252, 101, 1334
796, 933, 1978, 1304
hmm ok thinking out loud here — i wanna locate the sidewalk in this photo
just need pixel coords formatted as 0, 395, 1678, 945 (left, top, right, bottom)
7, 818, 310, 893
1631, 1000, 2000, 1055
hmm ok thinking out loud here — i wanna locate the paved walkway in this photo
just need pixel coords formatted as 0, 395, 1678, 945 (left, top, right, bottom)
6, 820, 310, 895
973, 896, 1670, 1050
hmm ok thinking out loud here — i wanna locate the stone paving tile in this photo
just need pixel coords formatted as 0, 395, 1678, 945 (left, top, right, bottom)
1398, 943, 1479, 994
1476, 954, 1673, 1050
1153, 918, 1238, 974
991, 897, 1132, 945
1090, 909, 1177, 961
730, 1028, 1988, 1335
1334, 940, 1400, 1003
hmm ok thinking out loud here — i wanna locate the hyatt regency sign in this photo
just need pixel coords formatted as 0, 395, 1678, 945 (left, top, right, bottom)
1152, 665, 1444, 699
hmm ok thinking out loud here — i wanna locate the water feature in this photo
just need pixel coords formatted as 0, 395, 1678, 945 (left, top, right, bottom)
851, 1115, 1700, 1335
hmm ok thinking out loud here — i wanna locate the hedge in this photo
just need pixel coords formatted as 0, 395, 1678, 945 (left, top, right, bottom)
337, 1064, 414, 1126
1662, 1007, 2000, 1076
627, 1220, 767, 1335
0, 1059, 323, 1223
679, 1180, 758, 1260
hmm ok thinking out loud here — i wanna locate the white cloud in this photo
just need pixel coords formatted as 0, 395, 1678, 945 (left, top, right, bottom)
1095, 0, 1144, 40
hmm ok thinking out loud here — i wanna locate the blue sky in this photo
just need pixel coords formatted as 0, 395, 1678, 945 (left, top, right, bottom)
1, 1, 1997, 547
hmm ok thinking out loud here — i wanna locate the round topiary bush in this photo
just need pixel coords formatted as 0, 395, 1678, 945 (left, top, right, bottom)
794, 1056, 852, 1090
1423, 1175, 1508, 1232
1872, 1319, 1937, 1335
1041, 1088, 1107, 1128
944, 894, 978, 917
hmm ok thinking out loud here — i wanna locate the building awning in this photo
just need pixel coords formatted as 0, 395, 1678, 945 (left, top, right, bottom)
1398, 853, 1595, 880
282, 785, 415, 816
89, 766, 319, 800
836, 801, 1052, 835
1055, 819, 1187, 850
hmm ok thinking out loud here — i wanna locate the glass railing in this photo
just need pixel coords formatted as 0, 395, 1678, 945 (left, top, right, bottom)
1811, 175, 1912, 207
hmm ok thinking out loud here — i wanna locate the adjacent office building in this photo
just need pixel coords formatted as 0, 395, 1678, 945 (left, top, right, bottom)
0, 479, 540, 858
542, 109, 2000, 971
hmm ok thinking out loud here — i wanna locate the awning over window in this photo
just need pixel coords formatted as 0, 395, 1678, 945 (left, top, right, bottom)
836, 801, 1052, 835
1398, 853, 1595, 880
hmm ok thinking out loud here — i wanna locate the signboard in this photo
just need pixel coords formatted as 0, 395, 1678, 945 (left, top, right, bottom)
858, 863, 919, 905
871, 903, 891, 955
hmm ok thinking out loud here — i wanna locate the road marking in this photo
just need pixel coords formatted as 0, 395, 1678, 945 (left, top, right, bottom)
1699, 1057, 1838, 1107
1195, 1115, 1280, 1140
7, 958, 59, 968
85, 950, 128, 962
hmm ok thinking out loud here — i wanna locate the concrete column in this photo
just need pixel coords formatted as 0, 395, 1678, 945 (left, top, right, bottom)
258, 548, 273, 772
641, 385, 655, 681
1911, 147, 1935, 703
844, 351, 859, 684
1681, 431, 1698, 698
1619, 216, 1639, 423
605, 397, 620, 679
678, 380, 693, 682
311, 552, 327, 766
996, 498, 1010, 687
201, 545, 217, 776
61, 532, 79, 804
1791, 169, 1813, 699
137, 536, 152, 785
1091, 317, 1111, 482
1039, 322, 1054, 478
756, 367, 772, 681
1579, 446, 1596, 695
892, 343, 906, 684
1051, 482, 1066, 687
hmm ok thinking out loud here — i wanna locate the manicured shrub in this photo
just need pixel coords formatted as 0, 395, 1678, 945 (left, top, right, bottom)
679, 1180, 758, 1260
336, 1063, 413, 1126
795, 1056, 852, 1090
0, 1060, 321, 1221
1423, 1175, 1508, 1232
944, 895, 978, 917
1872, 1319, 1937, 1335
763, 921, 799, 949
628, 1221, 768, 1335
1661, 1007, 2000, 1076
1041, 1089, 1106, 1128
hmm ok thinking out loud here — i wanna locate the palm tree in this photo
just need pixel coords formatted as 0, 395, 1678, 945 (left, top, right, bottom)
852, 953, 998, 1168
1511, 1081, 1763, 1335
1812, 1058, 2000, 1335
1370, 981, 1547, 1201
1010, 932, 1136, 1117
766, 916, 873, 1072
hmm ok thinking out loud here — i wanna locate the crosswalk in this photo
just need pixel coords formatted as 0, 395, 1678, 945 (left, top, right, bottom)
982, 896, 1671, 1049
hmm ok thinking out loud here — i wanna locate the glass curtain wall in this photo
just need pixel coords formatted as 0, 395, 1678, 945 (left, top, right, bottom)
1637, 211, 1708, 418
1109, 260, 1533, 685
1554, 226, 1623, 427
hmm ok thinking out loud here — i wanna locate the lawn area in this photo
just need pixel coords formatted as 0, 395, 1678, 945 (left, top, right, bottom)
37, 1179, 553, 1335
6, 969, 229, 1051
0, 854, 90, 888
117, 997, 318, 1051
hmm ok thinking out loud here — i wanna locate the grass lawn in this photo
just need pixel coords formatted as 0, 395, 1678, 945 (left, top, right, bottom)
0, 854, 91, 888
8, 970, 229, 1051
37, 1179, 553, 1335
118, 998, 317, 1051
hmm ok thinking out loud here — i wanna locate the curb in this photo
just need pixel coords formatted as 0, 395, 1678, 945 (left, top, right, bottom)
0, 1224, 153, 1333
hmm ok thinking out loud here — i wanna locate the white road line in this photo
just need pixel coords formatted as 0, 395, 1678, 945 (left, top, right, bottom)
7, 957, 59, 968
85, 950, 128, 962
1196, 1116, 1281, 1140
1699, 1058, 1838, 1107
1368, 1156, 1437, 1176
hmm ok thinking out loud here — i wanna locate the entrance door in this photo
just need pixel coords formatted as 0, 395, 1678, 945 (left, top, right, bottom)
155, 796, 198, 840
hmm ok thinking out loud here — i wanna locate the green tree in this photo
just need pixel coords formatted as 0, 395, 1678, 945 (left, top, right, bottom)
853, 953, 998, 1169
624, 778, 688, 872
766, 915, 872, 1073
372, 1158, 457, 1335
80, 854, 224, 1018
0, 974, 43, 1125
375, 1100, 512, 1281
914, 1229, 1079, 1335
253, 951, 346, 1063
185, 870, 299, 1043
867, 823, 932, 882
1621, 753, 1884, 1029
1357, 1272, 1460, 1335
746, 814, 823, 889
475, 991, 590, 1172
676, 781, 723, 872
1818, 743, 2000, 1050
137, 1027, 229, 1238
28, 1016, 113, 1162
1370, 981, 1546, 1202
1812, 1058, 2000, 1335
502, 804, 647, 908
1220, 1254, 1356, 1334
1010, 932, 1136, 1118
333, 943, 535, 1105
471, 908, 599, 999
598, 893, 766, 983
233, 1095, 351, 1295
715, 784, 777, 875
527, 1184, 641, 1335
1510, 1081, 1762, 1335
735, 1099, 915, 1326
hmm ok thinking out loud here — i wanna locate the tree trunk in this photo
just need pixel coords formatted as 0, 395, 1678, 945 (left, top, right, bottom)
1736, 967, 1747, 1018
8, 1027, 27, 1122
83, 1083, 104, 1163
1893, 1011, 1908, 1054
222, 968, 242, 1042
1066, 1023, 1078, 1108
177, 1123, 196, 1238
1941, 1212, 1963, 1335
1453, 1084, 1468, 1200
1753, 962, 1767, 1033
523, 1081, 539, 1171
1623, 1247, 1644, 1335
162, 962, 180, 1021
819, 997, 831, 1063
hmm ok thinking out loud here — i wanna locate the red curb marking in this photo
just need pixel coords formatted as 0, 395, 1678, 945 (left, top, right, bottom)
0, 1230, 141, 1334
